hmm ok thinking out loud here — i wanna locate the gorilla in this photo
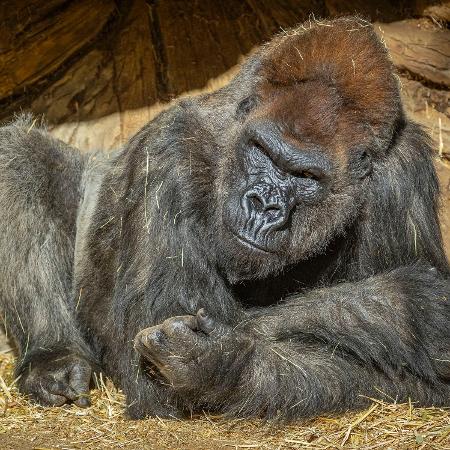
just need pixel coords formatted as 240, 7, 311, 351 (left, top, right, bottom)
0, 17, 449, 420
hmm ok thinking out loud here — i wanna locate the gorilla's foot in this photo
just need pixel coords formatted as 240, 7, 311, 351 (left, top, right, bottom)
17, 350, 92, 407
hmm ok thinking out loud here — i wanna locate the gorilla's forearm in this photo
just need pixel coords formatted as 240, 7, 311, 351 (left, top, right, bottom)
0, 119, 95, 407
209, 264, 450, 417
246, 264, 450, 383
216, 340, 448, 420
135, 264, 449, 419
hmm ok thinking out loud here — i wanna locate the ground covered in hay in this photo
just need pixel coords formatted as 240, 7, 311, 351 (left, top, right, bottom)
0, 353, 449, 449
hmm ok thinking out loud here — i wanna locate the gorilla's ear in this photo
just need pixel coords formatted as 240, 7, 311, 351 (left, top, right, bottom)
352, 121, 449, 276
259, 17, 402, 146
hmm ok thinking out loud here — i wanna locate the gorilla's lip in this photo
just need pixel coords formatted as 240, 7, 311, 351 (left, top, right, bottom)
230, 231, 271, 254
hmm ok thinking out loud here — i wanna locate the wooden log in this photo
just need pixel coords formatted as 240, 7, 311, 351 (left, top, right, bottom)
375, 20, 450, 86
1, 0, 322, 124
0, 0, 115, 99
401, 78, 449, 117
152, 0, 322, 99
400, 78, 449, 158
30, 0, 158, 125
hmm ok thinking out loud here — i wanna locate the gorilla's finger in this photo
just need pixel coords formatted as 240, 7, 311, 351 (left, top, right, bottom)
135, 327, 168, 363
165, 315, 198, 332
46, 378, 79, 401
196, 309, 216, 334
69, 363, 92, 408
74, 394, 91, 408
32, 383, 67, 407
40, 392, 67, 407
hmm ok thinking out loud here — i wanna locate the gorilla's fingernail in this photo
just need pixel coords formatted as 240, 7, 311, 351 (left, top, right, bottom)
198, 308, 207, 318
75, 396, 91, 408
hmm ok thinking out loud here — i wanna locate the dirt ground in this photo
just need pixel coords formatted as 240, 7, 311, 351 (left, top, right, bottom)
0, 353, 449, 450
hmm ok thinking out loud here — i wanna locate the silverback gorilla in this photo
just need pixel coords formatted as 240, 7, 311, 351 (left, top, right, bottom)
0, 17, 449, 420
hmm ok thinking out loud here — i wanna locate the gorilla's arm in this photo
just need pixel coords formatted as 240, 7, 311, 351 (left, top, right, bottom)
239, 265, 450, 415
135, 264, 450, 419
133, 109, 450, 418
251, 266, 450, 383
72, 106, 246, 418
0, 118, 94, 407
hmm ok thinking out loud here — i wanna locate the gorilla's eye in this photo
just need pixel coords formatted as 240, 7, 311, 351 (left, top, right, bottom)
292, 169, 320, 181
251, 139, 321, 181
236, 96, 257, 119
250, 139, 272, 161
300, 170, 316, 179
252, 140, 265, 153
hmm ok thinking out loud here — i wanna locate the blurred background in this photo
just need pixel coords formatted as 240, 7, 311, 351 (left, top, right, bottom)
0, 0, 448, 252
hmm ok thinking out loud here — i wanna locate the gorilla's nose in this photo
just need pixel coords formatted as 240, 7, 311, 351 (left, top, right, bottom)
245, 188, 288, 228
248, 193, 282, 218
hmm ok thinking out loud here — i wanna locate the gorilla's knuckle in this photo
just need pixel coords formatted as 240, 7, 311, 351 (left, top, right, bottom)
165, 320, 186, 333
163, 317, 192, 334
141, 328, 166, 347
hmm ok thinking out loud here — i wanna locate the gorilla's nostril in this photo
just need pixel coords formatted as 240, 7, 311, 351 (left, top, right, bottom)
245, 190, 287, 224
265, 206, 281, 219
249, 195, 264, 212
248, 194, 283, 218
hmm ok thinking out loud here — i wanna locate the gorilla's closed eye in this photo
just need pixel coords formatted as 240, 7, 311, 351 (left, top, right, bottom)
236, 96, 258, 119
292, 169, 319, 181
250, 139, 276, 166
251, 140, 267, 155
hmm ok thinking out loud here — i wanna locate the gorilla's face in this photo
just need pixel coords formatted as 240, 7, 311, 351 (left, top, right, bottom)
218, 81, 374, 281
206, 20, 399, 281
222, 120, 332, 253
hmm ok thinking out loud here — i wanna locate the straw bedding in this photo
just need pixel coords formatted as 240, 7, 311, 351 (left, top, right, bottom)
1, 353, 449, 450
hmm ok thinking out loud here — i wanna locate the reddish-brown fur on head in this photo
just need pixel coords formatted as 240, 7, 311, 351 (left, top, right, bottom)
254, 17, 402, 154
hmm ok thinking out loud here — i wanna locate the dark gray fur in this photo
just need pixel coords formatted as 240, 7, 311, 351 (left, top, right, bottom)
0, 17, 449, 420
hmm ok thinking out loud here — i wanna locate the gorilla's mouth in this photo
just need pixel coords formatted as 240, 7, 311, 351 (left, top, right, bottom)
230, 230, 271, 254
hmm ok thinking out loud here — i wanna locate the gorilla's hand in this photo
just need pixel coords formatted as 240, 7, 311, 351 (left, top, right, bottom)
134, 310, 254, 400
18, 351, 92, 408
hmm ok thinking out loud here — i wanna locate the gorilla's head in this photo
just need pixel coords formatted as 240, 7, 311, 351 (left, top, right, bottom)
195, 18, 403, 281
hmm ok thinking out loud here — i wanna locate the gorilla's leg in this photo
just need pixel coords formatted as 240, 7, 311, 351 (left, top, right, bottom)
0, 118, 93, 407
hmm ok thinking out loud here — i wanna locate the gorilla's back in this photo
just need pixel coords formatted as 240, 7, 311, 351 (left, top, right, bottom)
0, 115, 85, 239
